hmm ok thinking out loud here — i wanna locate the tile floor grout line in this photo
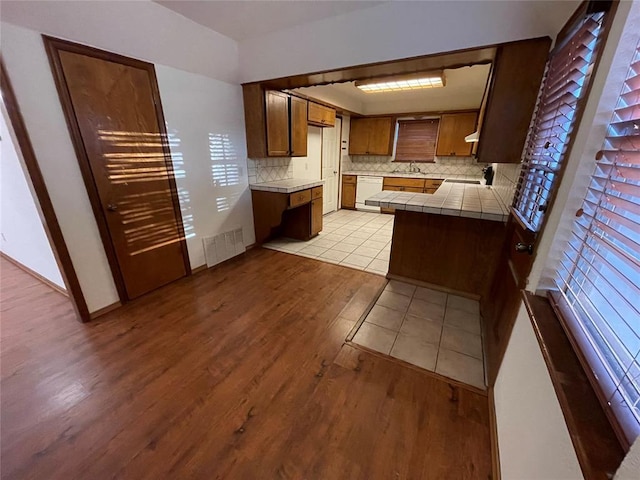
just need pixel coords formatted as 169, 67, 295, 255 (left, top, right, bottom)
433, 293, 449, 371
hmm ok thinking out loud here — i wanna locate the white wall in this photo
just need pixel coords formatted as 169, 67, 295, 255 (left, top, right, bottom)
238, 0, 579, 83
494, 302, 583, 479
616, 437, 640, 479
0, 106, 65, 289
155, 65, 255, 269
1, 1, 248, 312
0, 0, 239, 83
292, 126, 322, 181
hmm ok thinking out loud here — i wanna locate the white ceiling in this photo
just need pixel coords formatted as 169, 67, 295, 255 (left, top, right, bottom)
154, 0, 386, 41
292, 64, 492, 116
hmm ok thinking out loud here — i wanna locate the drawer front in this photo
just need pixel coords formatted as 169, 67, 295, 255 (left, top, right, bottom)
424, 187, 438, 194
383, 177, 426, 189
289, 189, 312, 208
343, 175, 357, 185
424, 179, 444, 188
311, 186, 323, 200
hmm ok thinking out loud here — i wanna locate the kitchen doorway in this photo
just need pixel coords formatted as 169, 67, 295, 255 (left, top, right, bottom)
44, 37, 190, 301
322, 117, 341, 214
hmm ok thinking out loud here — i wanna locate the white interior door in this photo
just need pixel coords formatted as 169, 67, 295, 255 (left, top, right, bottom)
322, 117, 340, 214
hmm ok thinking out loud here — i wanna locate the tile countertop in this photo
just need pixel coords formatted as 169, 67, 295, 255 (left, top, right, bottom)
249, 178, 324, 194
342, 170, 483, 181
365, 182, 510, 222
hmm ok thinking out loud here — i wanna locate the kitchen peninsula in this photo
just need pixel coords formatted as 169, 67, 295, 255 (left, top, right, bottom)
366, 181, 509, 298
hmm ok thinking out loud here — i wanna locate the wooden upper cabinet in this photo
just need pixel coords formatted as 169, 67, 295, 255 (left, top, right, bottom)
436, 112, 477, 157
242, 85, 309, 158
265, 90, 290, 156
290, 95, 308, 157
349, 117, 395, 155
477, 37, 551, 163
308, 102, 336, 127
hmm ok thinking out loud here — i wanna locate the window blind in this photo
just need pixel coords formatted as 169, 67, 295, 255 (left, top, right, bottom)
514, 11, 607, 231
555, 39, 640, 447
394, 119, 439, 162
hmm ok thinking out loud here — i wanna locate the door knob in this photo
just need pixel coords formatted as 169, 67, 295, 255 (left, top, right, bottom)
107, 203, 118, 212
333, 170, 338, 174
515, 242, 533, 255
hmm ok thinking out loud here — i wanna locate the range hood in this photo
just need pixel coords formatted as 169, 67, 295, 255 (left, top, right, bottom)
464, 131, 480, 143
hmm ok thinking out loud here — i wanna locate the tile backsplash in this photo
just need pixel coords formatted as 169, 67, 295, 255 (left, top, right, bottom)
492, 162, 521, 207
343, 155, 486, 178
247, 157, 293, 183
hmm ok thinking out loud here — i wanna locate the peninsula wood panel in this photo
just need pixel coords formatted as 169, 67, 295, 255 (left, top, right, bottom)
389, 210, 506, 298
1, 252, 492, 479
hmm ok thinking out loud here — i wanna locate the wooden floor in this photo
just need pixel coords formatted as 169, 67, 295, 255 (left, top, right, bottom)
1, 249, 492, 479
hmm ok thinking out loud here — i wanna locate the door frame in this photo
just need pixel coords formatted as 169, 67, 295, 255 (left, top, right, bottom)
0, 58, 91, 322
42, 35, 191, 303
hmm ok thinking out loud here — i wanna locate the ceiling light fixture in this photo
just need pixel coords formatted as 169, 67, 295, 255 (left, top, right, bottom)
355, 71, 445, 93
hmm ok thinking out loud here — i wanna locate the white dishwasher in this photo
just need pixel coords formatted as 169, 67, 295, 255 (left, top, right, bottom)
356, 176, 383, 213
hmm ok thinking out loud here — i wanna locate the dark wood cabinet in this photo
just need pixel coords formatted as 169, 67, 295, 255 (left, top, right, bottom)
477, 37, 551, 163
243, 85, 308, 158
341, 175, 356, 209
265, 90, 290, 156
348, 117, 395, 155
436, 112, 477, 157
308, 102, 336, 127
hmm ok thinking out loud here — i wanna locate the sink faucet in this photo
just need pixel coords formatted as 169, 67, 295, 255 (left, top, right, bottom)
409, 161, 421, 173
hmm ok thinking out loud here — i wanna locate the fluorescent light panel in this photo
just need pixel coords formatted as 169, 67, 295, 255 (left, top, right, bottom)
356, 72, 444, 93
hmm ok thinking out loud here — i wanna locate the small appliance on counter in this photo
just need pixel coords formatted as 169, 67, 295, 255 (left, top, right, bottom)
482, 165, 494, 186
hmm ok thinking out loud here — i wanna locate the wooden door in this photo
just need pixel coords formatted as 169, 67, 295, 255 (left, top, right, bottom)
290, 96, 308, 157
45, 38, 189, 301
266, 90, 290, 156
321, 117, 340, 214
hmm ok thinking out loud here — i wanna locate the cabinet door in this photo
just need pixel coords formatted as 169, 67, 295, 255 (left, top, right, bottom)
308, 102, 336, 127
341, 182, 356, 209
366, 117, 395, 155
436, 113, 477, 156
290, 96, 308, 157
348, 118, 370, 154
266, 90, 290, 156
311, 198, 323, 235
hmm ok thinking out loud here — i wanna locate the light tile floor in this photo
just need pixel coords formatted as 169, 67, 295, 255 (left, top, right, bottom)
262, 210, 393, 276
352, 280, 486, 390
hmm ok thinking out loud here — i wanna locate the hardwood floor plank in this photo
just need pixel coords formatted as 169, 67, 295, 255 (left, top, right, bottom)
1, 249, 491, 479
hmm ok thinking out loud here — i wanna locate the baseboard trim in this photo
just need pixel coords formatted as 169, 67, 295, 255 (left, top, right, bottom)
488, 386, 501, 480
191, 264, 207, 275
1, 252, 68, 296
89, 301, 122, 320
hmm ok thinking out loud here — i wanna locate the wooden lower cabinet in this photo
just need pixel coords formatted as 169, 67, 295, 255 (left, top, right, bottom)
381, 177, 444, 214
311, 198, 323, 235
252, 186, 323, 243
341, 175, 356, 209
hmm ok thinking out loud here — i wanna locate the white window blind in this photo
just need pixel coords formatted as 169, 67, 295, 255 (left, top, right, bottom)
555, 38, 640, 447
514, 11, 606, 231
